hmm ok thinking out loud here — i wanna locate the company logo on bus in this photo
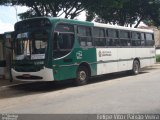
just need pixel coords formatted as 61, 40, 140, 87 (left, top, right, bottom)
76, 51, 83, 59
98, 50, 112, 57
99, 51, 102, 57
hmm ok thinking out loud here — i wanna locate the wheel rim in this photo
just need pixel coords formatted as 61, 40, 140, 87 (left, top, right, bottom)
133, 62, 139, 74
79, 71, 86, 81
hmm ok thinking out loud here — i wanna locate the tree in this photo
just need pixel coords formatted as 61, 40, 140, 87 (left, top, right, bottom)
132, 0, 160, 27
1, 0, 160, 27
0, 0, 85, 20
140, 0, 160, 27
84, 0, 160, 27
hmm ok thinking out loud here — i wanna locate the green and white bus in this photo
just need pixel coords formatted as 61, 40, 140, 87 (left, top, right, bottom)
11, 17, 155, 85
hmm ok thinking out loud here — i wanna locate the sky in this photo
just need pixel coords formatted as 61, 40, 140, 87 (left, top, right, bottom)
0, 6, 28, 34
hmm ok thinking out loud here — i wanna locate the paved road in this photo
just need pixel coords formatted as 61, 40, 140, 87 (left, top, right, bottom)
0, 64, 160, 114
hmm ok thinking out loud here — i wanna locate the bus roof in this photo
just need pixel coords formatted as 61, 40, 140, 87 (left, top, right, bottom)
15, 17, 153, 33
49, 17, 154, 33
94, 23, 153, 33
15, 17, 94, 28
48, 17, 94, 26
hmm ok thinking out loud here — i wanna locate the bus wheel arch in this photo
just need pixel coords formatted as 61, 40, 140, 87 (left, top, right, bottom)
132, 58, 140, 75
75, 62, 91, 86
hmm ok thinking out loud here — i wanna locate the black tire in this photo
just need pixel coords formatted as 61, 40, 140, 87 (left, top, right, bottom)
132, 60, 140, 75
75, 66, 89, 86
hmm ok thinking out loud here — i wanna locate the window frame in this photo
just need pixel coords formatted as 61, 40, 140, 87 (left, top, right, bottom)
131, 32, 141, 46
107, 29, 120, 47
145, 33, 154, 46
93, 27, 106, 47
119, 30, 131, 47
53, 23, 75, 51
77, 25, 93, 48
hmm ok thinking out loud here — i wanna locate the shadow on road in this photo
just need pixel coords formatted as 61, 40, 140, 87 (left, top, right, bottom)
0, 70, 149, 99
89, 70, 150, 85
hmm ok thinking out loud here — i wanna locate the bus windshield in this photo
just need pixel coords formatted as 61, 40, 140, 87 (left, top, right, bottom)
14, 30, 48, 60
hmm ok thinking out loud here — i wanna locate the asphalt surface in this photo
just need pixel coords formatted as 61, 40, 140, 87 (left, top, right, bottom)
0, 64, 160, 114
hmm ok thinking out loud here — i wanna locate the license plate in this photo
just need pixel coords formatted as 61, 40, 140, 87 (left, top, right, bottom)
22, 74, 31, 78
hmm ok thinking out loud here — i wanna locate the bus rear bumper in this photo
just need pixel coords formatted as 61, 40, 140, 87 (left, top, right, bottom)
11, 68, 54, 81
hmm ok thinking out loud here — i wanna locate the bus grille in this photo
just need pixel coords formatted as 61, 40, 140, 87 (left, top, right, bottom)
14, 65, 43, 72
16, 75, 43, 80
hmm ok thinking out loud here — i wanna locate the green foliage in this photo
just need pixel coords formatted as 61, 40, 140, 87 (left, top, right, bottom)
84, 0, 160, 27
156, 55, 160, 62
1, 0, 85, 19
1, 0, 160, 27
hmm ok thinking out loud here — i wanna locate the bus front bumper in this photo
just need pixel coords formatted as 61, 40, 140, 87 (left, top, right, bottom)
11, 67, 54, 81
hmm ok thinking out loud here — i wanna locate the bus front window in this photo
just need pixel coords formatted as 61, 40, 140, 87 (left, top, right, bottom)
31, 31, 48, 55
14, 30, 48, 60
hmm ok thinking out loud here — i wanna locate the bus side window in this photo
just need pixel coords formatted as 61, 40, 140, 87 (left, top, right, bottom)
141, 33, 145, 46
53, 23, 75, 59
93, 27, 106, 47
108, 29, 119, 47
77, 26, 92, 47
58, 33, 74, 49
131, 32, 141, 46
119, 30, 131, 46
53, 32, 58, 50
145, 33, 154, 46
109, 39, 119, 46
106, 30, 109, 46
54, 23, 75, 50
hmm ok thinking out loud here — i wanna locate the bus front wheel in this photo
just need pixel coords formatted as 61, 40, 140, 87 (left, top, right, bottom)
75, 66, 89, 86
132, 60, 140, 75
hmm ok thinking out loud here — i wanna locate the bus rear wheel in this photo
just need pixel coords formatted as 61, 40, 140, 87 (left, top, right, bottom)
132, 60, 140, 75
75, 66, 89, 86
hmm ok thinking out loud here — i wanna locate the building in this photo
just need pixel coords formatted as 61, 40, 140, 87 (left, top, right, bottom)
0, 32, 14, 80
0, 34, 5, 78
